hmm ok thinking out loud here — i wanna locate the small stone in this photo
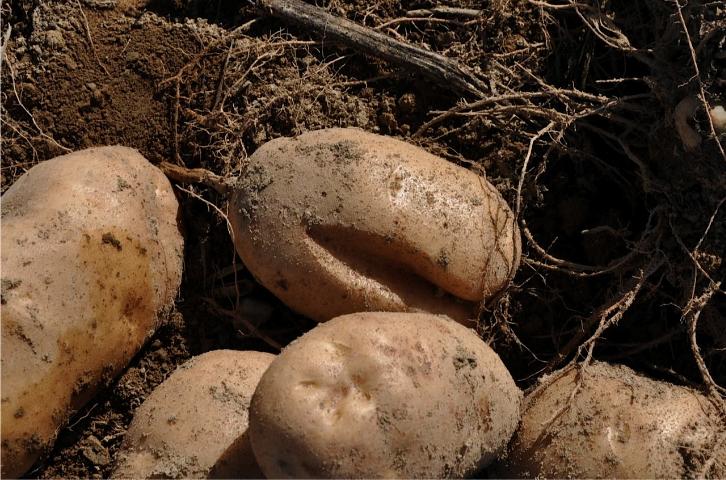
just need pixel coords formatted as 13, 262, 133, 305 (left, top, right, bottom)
125, 51, 141, 63
43, 30, 65, 50
86, 435, 103, 449
90, 89, 104, 107
397, 93, 417, 114
82, 436, 110, 466
378, 112, 397, 132
710, 105, 726, 132
63, 56, 77, 70
82, 446, 110, 466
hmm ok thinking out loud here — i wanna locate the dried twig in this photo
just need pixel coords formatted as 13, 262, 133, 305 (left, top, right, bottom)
160, 162, 230, 195
516, 121, 556, 217
374, 17, 465, 30
406, 7, 483, 18
257, 0, 487, 98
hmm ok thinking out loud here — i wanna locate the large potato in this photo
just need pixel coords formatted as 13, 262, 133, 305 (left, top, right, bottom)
495, 361, 726, 478
248, 312, 522, 478
229, 128, 520, 323
113, 350, 274, 479
1, 147, 184, 478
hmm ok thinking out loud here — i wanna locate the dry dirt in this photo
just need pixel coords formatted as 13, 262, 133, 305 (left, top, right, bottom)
1, 0, 724, 478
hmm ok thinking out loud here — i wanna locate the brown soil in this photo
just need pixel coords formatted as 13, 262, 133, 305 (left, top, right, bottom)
1, 0, 724, 478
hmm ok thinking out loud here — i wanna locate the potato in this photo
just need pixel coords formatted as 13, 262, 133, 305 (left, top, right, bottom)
1, 147, 184, 478
495, 361, 726, 478
229, 128, 520, 323
113, 350, 274, 479
248, 312, 522, 478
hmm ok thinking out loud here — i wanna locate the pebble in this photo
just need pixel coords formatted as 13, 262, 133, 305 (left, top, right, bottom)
81, 436, 110, 466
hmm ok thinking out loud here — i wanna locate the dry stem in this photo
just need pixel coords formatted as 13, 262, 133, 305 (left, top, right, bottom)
257, 0, 487, 98
160, 162, 230, 195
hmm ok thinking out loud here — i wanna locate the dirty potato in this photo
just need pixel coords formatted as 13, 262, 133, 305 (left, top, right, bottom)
1, 147, 184, 478
495, 361, 726, 478
229, 128, 520, 324
248, 312, 522, 478
113, 350, 274, 479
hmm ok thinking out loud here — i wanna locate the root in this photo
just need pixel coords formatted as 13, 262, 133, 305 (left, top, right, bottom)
174, 184, 243, 316
522, 206, 663, 278
699, 431, 726, 479
159, 162, 230, 195
515, 121, 556, 217
520, 362, 585, 453
75, 0, 110, 76
203, 297, 282, 351
673, 0, 726, 163
477, 291, 544, 364
546, 254, 665, 372
413, 92, 550, 138
1, 35, 71, 155
683, 281, 726, 409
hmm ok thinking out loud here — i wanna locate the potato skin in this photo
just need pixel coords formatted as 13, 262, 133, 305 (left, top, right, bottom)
495, 361, 726, 479
248, 312, 522, 478
112, 350, 274, 479
0, 147, 184, 478
229, 128, 520, 323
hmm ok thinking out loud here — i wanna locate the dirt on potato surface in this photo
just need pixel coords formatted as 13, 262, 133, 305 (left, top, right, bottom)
1, 0, 724, 478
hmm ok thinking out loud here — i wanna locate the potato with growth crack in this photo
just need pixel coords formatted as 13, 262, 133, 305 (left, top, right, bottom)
0, 147, 184, 478
229, 128, 520, 324
248, 312, 522, 478
494, 361, 726, 479
113, 350, 274, 479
